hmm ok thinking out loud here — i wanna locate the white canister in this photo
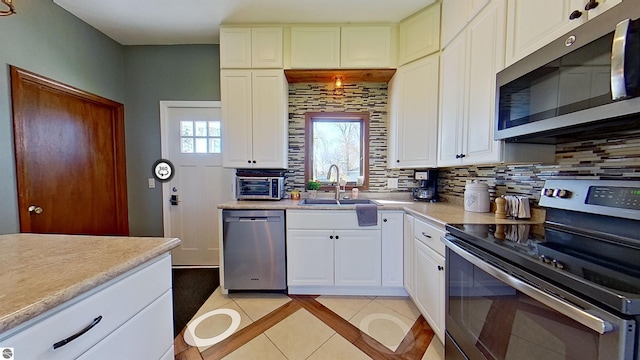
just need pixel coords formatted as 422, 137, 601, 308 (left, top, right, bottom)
464, 181, 490, 212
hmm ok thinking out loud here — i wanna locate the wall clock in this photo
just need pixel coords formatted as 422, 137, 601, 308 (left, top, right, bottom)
152, 159, 175, 182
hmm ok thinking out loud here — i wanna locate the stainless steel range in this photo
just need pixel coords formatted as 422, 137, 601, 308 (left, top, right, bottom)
443, 180, 640, 360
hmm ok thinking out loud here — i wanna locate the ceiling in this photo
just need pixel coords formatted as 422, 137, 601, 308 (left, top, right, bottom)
53, 0, 437, 45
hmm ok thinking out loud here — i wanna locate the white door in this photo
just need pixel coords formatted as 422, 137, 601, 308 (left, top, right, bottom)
160, 101, 234, 266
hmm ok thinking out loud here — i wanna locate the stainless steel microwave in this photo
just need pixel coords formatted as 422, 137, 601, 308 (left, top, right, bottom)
495, 1, 640, 143
236, 176, 285, 200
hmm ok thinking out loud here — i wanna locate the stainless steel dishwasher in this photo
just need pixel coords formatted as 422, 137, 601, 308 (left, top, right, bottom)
222, 210, 286, 290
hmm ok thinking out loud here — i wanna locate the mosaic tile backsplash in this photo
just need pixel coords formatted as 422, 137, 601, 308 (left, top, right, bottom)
439, 131, 640, 207
286, 82, 640, 207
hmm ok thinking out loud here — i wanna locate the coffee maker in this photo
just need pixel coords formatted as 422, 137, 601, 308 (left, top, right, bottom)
412, 169, 438, 202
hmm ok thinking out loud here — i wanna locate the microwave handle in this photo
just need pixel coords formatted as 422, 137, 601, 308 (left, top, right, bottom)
611, 19, 630, 100
443, 237, 615, 335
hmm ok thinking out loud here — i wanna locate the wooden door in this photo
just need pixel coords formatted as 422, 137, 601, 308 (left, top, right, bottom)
11, 66, 128, 235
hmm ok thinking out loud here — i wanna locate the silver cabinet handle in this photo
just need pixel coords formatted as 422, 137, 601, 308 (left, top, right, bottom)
611, 19, 631, 100
443, 237, 614, 334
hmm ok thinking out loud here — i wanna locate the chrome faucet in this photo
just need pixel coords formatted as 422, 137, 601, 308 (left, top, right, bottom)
327, 164, 341, 200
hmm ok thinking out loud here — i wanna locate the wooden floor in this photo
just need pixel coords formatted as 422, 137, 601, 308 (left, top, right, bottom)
174, 295, 436, 360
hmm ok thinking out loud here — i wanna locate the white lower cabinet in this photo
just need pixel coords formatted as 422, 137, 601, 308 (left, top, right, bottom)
414, 239, 445, 343
0, 254, 173, 360
286, 210, 405, 296
405, 217, 446, 343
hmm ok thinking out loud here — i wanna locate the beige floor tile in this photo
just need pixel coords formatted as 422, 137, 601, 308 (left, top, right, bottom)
373, 296, 421, 322
421, 337, 444, 360
307, 334, 371, 360
231, 293, 292, 322
349, 301, 415, 351
265, 309, 336, 359
222, 334, 287, 360
184, 301, 254, 353
191, 287, 234, 319
315, 295, 373, 321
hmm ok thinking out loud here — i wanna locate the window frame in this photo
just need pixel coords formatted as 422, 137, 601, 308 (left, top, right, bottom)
304, 111, 370, 191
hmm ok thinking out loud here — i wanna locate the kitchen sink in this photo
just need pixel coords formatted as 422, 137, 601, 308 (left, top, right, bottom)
297, 199, 378, 206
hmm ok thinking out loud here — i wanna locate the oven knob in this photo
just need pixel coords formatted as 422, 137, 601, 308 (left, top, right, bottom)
553, 189, 571, 198
552, 259, 564, 269
540, 255, 553, 264
541, 188, 555, 197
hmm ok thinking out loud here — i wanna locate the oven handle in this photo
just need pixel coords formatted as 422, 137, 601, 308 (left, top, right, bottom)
443, 237, 614, 335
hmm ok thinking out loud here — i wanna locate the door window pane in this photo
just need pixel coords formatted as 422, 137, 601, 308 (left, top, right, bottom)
180, 120, 222, 154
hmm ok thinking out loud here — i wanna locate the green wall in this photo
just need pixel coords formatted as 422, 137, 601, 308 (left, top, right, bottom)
0, 1, 220, 235
0, 0, 124, 233
123, 45, 220, 236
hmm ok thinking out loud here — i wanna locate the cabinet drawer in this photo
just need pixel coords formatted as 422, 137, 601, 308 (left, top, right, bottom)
0, 255, 171, 359
413, 218, 445, 257
287, 210, 381, 230
77, 290, 173, 360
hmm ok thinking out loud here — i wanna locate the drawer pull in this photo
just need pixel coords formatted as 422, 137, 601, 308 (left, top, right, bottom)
421, 232, 432, 238
53, 315, 102, 349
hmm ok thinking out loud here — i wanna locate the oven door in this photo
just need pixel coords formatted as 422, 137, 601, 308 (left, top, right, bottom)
443, 236, 636, 360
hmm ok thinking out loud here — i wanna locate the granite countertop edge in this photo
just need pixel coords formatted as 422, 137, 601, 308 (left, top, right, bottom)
0, 237, 181, 334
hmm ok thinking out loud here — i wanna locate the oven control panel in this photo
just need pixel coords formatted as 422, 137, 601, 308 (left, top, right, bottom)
540, 180, 640, 220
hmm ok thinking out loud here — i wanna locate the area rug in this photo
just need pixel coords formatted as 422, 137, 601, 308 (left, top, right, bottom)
171, 268, 220, 337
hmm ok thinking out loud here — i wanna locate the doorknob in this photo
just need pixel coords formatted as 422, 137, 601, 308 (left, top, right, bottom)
28, 205, 43, 214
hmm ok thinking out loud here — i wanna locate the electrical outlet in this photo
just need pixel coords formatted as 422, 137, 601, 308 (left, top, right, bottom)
148, 178, 156, 189
387, 178, 398, 189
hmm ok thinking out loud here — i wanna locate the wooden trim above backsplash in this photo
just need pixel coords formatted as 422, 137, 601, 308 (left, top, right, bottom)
284, 69, 396, 83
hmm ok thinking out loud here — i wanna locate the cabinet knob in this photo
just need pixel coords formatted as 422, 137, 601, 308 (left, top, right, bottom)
437, 265, 444, 271
247, 160, 251, 164
460, 154, 466, 158
383, 218, 387, 222
396, 159, 400, 163
584, 0, 599, 11
569, 10, 583, 19
330, 235, 334, 239
335, 235, 339, 239
455, 154, 461, 159
252, 160, 256, 164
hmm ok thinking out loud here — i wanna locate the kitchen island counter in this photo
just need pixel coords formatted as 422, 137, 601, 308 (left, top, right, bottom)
0, 233, 180, 333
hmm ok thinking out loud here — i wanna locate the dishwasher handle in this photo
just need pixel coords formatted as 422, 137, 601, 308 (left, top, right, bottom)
238, 217, 268, 222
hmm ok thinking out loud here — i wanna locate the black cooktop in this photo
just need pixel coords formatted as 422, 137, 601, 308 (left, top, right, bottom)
446, 223, 640, 315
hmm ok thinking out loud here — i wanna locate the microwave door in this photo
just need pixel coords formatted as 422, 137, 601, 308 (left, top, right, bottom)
611, 18, 640, 101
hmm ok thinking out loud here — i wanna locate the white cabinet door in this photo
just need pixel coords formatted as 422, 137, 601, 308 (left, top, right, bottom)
441, 0, 490, 48
340, 26, 394, 68
335, 230, 381, 287
287, 229, 334, 286
403, 214, 415, 297
505, 0, 585, 67
438, 33, 466, 167
415, 239, 445, 343
221, 70, 253, 167
290, 27, 341, 68
438, 0, 506, 167
221, 70, 288, 168
220, 27, 283, 69
388, 54, 439, 168
220, 28, 252, 68
251, 70, 288, 168
398, 3, 441, 66
251, 28, 283, 68
463, 0, 505, 164
381, 211, 404, 287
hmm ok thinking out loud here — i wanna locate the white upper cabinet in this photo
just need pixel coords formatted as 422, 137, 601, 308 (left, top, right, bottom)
220, 27, 283, 69
388, 53, 440, 169
340, 26, 395, 68
290, 27, 341, 68
505, 0, 622, 67
438, 0, 506, 167
398, 3, 441, 66
221, 70, 288, 168
441, 0, 490, 48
